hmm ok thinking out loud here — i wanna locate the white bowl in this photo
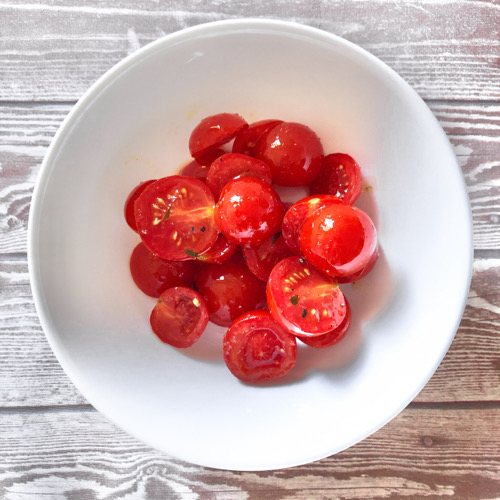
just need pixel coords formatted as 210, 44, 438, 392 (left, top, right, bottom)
28, 19, 472, 470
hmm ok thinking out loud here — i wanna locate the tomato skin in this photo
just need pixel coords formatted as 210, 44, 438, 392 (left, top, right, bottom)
189, 113, 248, 158
214, 177, 284, 246
129, 242, 197, 298
134, 175, 218, 261
232, 119, 283, 157
223, 310, 297, 383
150, 286, 209, 348
179, 148, 225, 182
197, 233, 238, 264
310, 153, 362, 205
206, 153, 272, 200
337, 244, 379, 283
124, 180, 156, 232
299, 203, 377, 278
254, 122, 324, 187
267, 256, 347, 336
299, 299, 351, 347
242, 233, 293, 281
195, 253, 267, 327
282, 195, 344, 255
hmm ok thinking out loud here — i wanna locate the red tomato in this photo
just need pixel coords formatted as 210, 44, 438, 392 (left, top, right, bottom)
337, 244, 379, 283
254, 122, 324, 186
197, 233, 238, 264
300, 299, 351, 347
134, 175, 218, 261
299, 203, 377, 278
195, 253, 266, 327
282, 195, 344, 254
214, 177, 283, 246
129, 242, 197, 297
232, 119, 283, 156
150, 286, 209, 348
189, 113, 248, 158
124, 180, 156, 232
206, 153, 272, 200
242, 233, 293, 281
223, 310, 297, 383
310, 153, 362, 205
267, 256, 347, 336
179, 148, 225, 182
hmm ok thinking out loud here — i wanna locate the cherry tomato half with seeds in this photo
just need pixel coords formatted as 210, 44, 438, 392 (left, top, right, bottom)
254, 121, 324, 187
124, 179, 156, 232
215, 177, 283, 246
223, 310, 297, 383
189, 113, 248, 159
300, 299, 351, 348
197, 233, 238, 264
267, 256, 347, 337
206, 153, 272, 200
282, 195, 344, 255
129, 242, 197, 298
299, 203, 377, 278
309, 153, 362, 205
134, 175, 218, 261
195, 253, 267, 327
179, 148, 225, 182
232, 119, 283, 157
150, 286, 209, 348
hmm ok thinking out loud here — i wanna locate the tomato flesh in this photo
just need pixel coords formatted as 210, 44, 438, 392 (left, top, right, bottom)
223, 310, 297, 383
189, 113, 248, 158
300, 299, 351, 347
124, 180, 156, 232
195, 253, 267, 327
129, 242, 197, 298
282, 195, 344, 255
179, 148, 224, 182
254, 122, 324, 186
215, 177, 283, 246
232, 119, 283, 157
267, 256, 347, 336
310, 153, 362, 205
150, 286, 209, 348
206, 153, 272, 199
134, 175, 218, 261
299, 203, 377, 278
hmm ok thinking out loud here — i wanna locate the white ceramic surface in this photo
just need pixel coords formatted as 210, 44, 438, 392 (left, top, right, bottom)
28, 19, 472, 471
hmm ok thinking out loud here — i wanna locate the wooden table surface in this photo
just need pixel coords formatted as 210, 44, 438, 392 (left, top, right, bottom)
1, 1, 499, 498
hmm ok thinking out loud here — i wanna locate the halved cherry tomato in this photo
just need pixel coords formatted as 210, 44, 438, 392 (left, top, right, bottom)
232, 119, 283, 157
179, 148, 224, 182
223, 310, 297, 383
150, 286, 208, 348
300, 299, 351, 347
197, 233, 238, 264
215, 177, 283, 246
124, 179, 156, 232
254, 122, 324, 186
129, 242, 197, 297
267, 256, 347, 336
282, 195, 344, 255
189, 113, 248, 159
299, 203, 377, 278
242, 233, 293, 281
206, 153, 272, 199
310, 153, 362, 205
195, 253, 266, 327
134, 175, 218, 261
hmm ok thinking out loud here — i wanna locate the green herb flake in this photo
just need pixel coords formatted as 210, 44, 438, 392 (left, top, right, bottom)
301, 309, 307, 318
290, 294, 299, 305
271, 233, 280, 246
163, 207, 171, 220
299, 257, 305, 264
184, 249, 199, 258
200, 226, 206, 232
191, 227, 195, 232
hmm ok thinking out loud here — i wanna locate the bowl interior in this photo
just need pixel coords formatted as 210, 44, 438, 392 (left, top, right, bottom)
29, 20, 472, 470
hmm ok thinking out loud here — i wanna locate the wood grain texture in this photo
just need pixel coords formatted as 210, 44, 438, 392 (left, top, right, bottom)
0, 102, 498, 254
0, 1, 498, 102
1, 255, 498, 407
0, 407, 498, 499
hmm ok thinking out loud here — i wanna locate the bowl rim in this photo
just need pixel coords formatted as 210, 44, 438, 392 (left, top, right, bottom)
27, 18, 474, 470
